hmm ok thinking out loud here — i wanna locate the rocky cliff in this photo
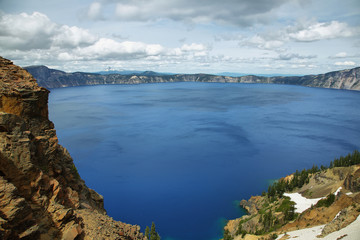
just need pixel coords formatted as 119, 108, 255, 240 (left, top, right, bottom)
0, 56, 145, 239
25, 65, 360, 91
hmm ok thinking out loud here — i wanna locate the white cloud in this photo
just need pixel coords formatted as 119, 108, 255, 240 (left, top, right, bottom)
290, 64, 317, 69
0, 12, 97, 50
239, 19, 360, 55
115, 4, 141, 21
214, 33, 243, 42
180, 43, 207, 52
2, 0, 360, 75
242, 35, 285, 50
334, 61, 356, 66
278, 53, 316, 60
87, 2, 103, 20
98, 0, 295, 27
53, 26, 97, 48
289, 21, 357, 42
0, 12, 56, 50
334, 52, 348, 58
330, 52, 360, 59
73, 38, 166, 60
0, 11, 213, 70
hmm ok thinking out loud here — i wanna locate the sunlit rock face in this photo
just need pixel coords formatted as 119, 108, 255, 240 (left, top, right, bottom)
0, 56, 145, 240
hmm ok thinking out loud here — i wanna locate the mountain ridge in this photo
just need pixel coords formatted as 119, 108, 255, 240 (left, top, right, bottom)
25, 65, 360, 91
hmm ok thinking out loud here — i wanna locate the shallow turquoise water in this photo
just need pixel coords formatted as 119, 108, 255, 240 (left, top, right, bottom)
48, 83, 360, 240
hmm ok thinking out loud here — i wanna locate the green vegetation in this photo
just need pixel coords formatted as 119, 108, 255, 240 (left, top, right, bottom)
223, 150, 359, 240
330, 150, 360, 168
262, 210, 275, 232
267, 165, 320, 199
316, 193, 335, 208
270, 233, 278, 240
70, 163, 81, 179
235, 222, 247, 237
145, 222, 160, 240
145, 226, 150, 240
275, 197, 296, 221
268, 150, 360, 199
223, 229, 233, 240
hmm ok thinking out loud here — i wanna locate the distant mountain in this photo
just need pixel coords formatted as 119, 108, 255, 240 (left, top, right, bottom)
24, 65, 360, 91
95, 70, 143, 75
95, 70, 173, 76
218, 72, 304, 77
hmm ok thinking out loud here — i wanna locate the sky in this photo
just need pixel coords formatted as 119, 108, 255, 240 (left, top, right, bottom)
0, 0, 359, 74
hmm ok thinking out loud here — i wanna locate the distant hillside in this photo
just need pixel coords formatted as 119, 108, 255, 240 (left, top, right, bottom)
24, 65, 360, 91
95, 70, 172, 75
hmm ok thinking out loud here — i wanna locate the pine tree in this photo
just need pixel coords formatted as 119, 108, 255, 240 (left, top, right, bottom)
150, 222, 160, 240
145, 226, 150, 240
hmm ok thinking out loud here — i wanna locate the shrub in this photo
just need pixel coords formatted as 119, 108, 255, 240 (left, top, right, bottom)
270, 233, 278, 240
223, 229, 233, 240
316, 193, 335, 208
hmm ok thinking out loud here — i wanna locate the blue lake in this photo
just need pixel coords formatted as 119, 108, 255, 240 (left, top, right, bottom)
48, 82, 360, 240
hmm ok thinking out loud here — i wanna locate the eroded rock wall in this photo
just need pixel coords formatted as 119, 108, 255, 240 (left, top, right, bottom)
0, 57, 145, 240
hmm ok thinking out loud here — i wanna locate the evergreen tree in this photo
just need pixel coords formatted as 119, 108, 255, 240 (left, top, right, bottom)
223, 229, 233, 240
145, 226, 150, 240
150, 222, 160, 240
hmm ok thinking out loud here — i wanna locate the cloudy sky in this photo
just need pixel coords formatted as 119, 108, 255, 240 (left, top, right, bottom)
1, 0, 359, 74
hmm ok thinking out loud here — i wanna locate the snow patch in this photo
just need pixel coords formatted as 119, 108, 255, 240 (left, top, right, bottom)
283, 193, 323, 213
334, 186, 342, 196
276, 224, 324, 240
276, 215, 360, 240
333, 211, 341, 221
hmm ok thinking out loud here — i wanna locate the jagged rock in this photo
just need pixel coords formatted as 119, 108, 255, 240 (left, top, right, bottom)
344, 168, 360, 192
0, 56, 145, 239
240, 196, 262, 215
320, 206, 357, 237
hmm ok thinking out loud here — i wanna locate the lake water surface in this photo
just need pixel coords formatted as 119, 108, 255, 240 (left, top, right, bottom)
48, 83, 360, 240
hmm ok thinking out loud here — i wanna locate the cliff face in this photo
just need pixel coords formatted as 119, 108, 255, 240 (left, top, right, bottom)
25, 65, 360, 91
0, 57, 145, 239
270, 67, 360, 90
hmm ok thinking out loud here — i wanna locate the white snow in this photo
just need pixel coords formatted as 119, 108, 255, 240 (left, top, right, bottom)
283, 193, 323, 213
334, 186, 342, 196
332, 211, 341, 221
276, 215, 360, 240
346, 192, 353, 196
283, 187, 347, 214
323, 215, 360, 240
276, 224, 324, 240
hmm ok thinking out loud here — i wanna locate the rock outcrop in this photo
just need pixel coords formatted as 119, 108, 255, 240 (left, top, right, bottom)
225, 165, 360, 240
25, 65, 360, 91
344, 168, 360, 193
0, 56, 145, 239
